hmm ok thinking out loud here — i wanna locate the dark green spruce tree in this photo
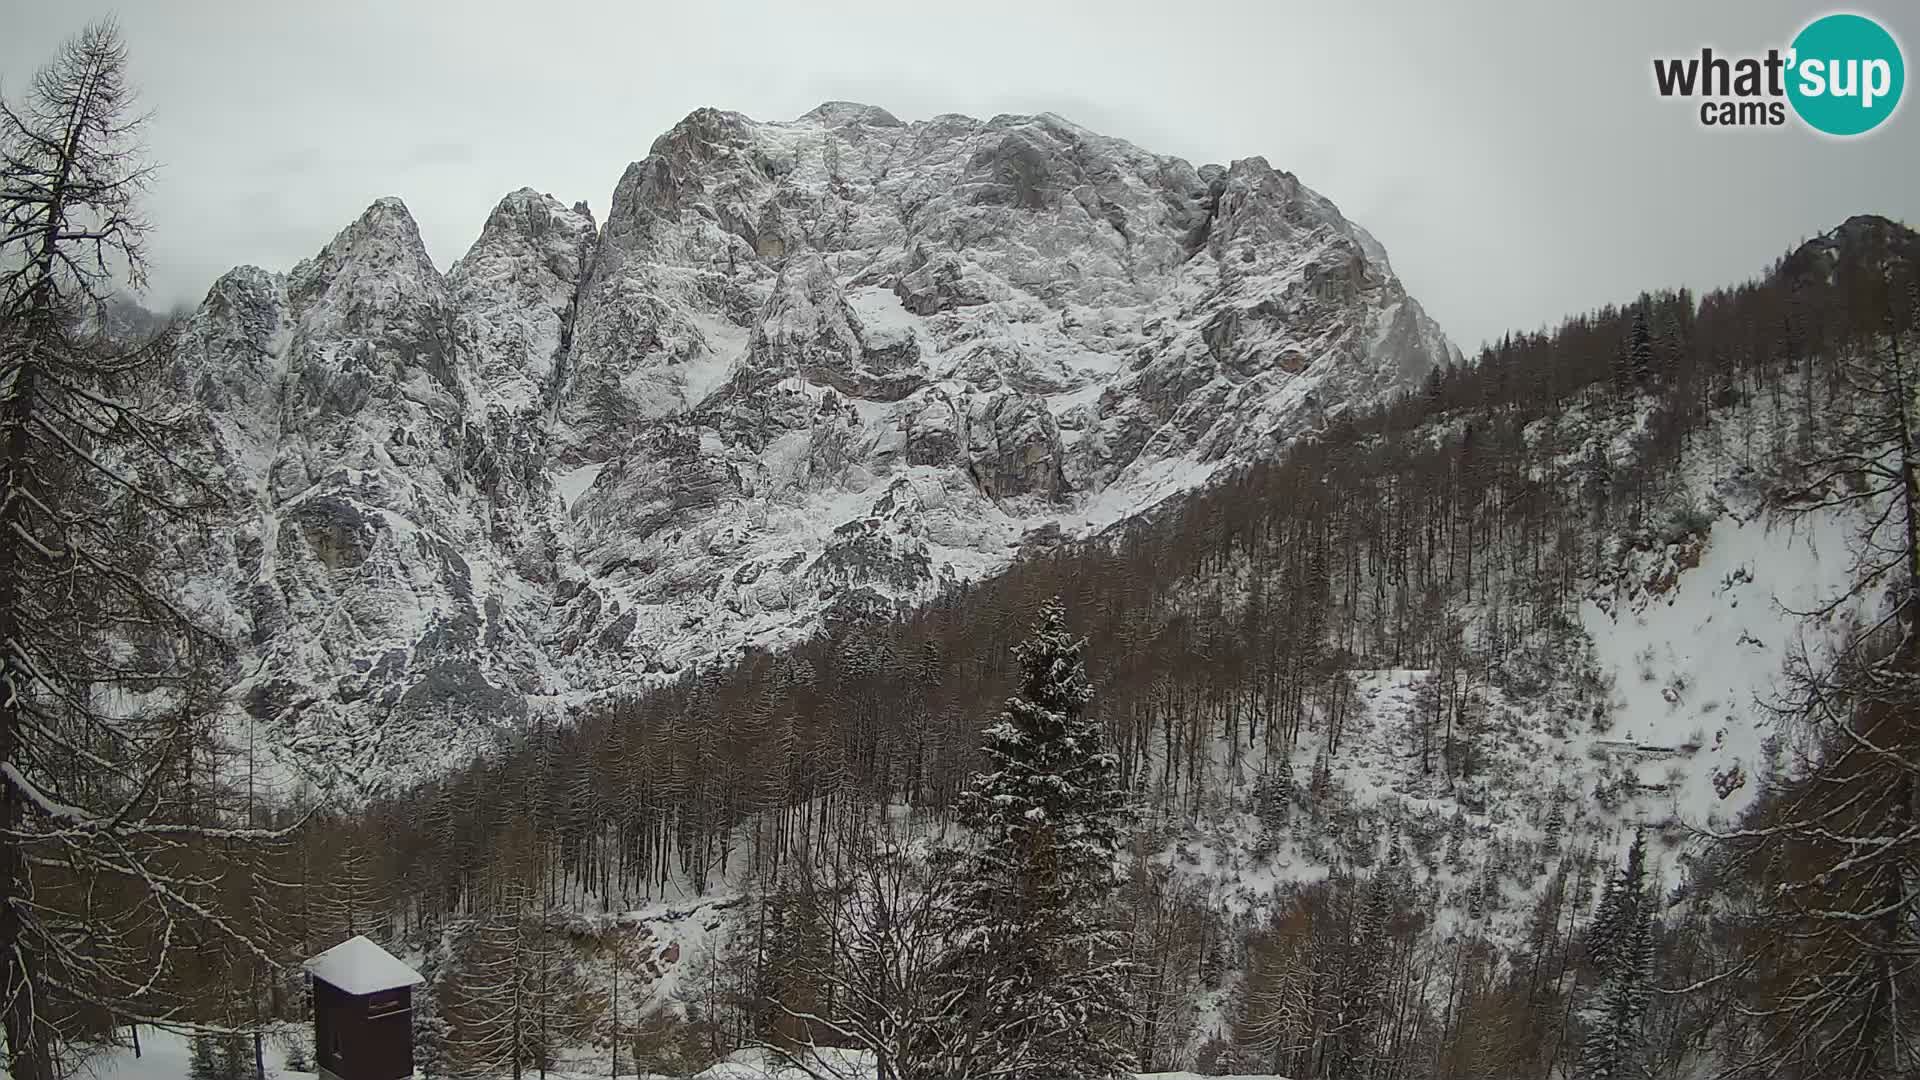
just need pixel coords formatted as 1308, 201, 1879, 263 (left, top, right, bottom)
932, 598, 1135, 1080
188, 1036, 220, 1080
1579, 829, 1655, 1080
1630, 309, 1656, 384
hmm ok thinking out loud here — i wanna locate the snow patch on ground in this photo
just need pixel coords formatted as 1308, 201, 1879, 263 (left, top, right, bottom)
77, 1026, 313, 1080
844, 285, 919, 351
685, 313, 750, 408
557, 461, 609, 511
1071, 454, 1227, 536
1579, 504, 1868, 827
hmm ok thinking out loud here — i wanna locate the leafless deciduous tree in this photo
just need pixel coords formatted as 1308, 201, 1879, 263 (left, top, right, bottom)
754, 820, 958, 1080
1712, 252, 1920, 1080
1, 19, 290, 1080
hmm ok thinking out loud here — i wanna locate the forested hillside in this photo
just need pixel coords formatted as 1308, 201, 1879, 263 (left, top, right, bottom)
156, 214, 1910, 1080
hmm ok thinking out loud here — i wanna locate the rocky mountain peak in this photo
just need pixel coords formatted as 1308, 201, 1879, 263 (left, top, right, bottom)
178, 264, 290, 423
472, 188, 597, 257
1780, 211, 1918, 284
287, 196, 440, 318
799, 101, 905, 128
449, 188, 597, 414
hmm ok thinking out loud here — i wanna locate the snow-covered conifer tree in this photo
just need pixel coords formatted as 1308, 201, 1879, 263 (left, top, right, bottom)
188, 1036, 221, 1080
1251, 757, 1293, 859
933, 597, 1135, 1080
1579, 829, 1654, 1080
1334, 872, 1396, 1076
1629, 309, 1656, 383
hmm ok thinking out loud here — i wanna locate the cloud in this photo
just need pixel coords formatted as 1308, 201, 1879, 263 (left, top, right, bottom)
1, 0, 1913, 350
402, 141, 475, 168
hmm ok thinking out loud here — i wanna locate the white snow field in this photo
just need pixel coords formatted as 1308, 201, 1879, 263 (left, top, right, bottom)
74, 1027, 311, 1080
66, 1032, 1295, 1080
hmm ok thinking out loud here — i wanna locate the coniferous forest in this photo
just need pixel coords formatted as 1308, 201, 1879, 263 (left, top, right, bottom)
6, 17, 1920, 1080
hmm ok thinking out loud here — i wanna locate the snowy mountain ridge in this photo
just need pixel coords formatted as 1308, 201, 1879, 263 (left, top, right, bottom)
172, 103, 1457, 789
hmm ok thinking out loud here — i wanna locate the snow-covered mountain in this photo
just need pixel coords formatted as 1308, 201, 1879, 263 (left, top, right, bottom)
172, 104, 1457, 788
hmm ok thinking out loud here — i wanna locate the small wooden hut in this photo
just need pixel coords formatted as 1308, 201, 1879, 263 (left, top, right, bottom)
303, 936, 425, 1080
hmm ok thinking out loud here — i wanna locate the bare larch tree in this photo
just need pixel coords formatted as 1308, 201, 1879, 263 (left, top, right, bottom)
1, 19, 286, 1080
1715, 247, 1920, 1079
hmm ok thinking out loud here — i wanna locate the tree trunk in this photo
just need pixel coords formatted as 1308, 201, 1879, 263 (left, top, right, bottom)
1, 351, 48, 1080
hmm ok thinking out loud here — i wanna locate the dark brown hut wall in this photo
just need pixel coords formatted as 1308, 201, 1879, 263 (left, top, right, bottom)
313, 978, 414, 1080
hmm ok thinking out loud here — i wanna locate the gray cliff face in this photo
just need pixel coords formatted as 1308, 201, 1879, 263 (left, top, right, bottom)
447, 189, 598, 580
179, 197, 559, 790
171, 105, 1458, 790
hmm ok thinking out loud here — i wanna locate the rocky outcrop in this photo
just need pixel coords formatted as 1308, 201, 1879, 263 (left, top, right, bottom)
964, 390, 1066, 499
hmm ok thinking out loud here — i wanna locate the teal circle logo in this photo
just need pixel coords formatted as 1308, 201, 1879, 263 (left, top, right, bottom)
1787, 13, 1904, 135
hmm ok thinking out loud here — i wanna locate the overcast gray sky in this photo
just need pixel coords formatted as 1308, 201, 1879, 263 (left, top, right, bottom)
1, 0, 1913, 351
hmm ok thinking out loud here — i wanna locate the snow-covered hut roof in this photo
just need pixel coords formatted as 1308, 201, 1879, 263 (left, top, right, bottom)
302, 935, 424, 995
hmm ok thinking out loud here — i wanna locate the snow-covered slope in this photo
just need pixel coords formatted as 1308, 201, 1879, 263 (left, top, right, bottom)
1156, 500, 1870, 884
171, 104, 1457, 789
364, 488, 1875, 1069
1578, 505, 1862, 826
1113, 377, 1889, 1001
